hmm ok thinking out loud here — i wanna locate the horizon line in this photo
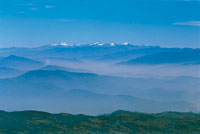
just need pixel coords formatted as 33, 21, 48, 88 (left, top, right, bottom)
0, 42, 199, 49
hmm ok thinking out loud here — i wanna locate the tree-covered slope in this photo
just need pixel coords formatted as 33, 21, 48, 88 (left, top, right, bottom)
0, 110, 200, 134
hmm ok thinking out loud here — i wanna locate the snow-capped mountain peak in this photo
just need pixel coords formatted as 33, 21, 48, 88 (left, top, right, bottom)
110, 43, 115, 46
122, 42, 129, 45
89, 42, 104, 46
47, 42, 134, 48
51, 42, 74, 47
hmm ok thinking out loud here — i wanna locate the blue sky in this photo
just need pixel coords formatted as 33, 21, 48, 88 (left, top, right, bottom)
0, 0, 199, 48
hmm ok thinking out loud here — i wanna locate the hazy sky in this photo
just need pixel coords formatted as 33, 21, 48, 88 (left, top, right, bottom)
0, 0, 199, 48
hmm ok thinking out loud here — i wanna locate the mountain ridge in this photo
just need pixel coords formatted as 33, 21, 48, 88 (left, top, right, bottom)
0, 55, 43, 70
0, 110, 200, 134
1, 43, 199, 64
0, 69, 199, 114
120, 50, 200, 65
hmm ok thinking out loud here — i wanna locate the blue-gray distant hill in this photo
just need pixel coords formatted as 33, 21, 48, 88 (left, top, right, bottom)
0, 67, 24, 79
120, 49, 200, 65
0, 69, 199, 114
41, 65, 88, 73
0, 55, 43, 70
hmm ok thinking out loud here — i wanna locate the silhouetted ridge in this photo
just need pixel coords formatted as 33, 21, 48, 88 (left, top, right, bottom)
0, 110, 200, 134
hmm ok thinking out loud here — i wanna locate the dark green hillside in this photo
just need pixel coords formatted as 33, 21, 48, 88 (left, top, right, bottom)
0, 110, 200, 134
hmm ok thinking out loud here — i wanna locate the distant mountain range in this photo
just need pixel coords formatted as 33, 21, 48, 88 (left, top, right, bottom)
0, 110, 200, 134
120, 50, 200, 65
0, 43, 199, 114
0, 55, 88, 78
0, 43, 199, 64
0, 69, 199, 114
2, 69, 198, 97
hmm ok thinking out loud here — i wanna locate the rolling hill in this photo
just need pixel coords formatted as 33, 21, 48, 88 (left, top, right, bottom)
120, 50, 200, 65
0, 69, 199, 114
0, 55, 44, 70
0, 67, 24, 79
41, 65, 88, 73
0, 110, 200, 134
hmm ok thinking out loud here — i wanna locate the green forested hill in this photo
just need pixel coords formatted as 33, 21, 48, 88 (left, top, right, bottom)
0, 110, 200, 134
